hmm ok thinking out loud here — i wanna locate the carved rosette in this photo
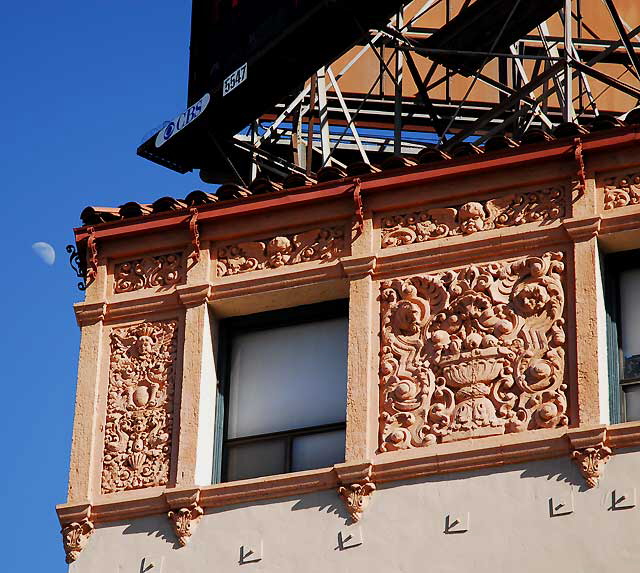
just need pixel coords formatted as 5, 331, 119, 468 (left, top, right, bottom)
381, 187, 565, 248
114, 252, 184, 293
217, 226, 345, 276
101, 320, 178, 494
61, 519, 94, 564
572, 444, 612, 488
168, 505, 204, 546
379, 252, 567, 452
603, 173, 640, 210
338, 478, 376, 523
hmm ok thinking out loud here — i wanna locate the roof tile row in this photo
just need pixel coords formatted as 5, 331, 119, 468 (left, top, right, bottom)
80, 112, 640, 227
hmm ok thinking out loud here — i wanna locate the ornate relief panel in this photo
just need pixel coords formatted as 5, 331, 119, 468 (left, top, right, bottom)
114, 252, 184, 293
217, 226, 345, 276
379, 252, 567, 452
102, 320, 178, 493
603, 173, 640, 210
381, 186, 565, 248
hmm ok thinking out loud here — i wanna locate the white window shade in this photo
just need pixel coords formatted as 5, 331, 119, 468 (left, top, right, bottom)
620, 268, 640, 379
227, 317, 348, 439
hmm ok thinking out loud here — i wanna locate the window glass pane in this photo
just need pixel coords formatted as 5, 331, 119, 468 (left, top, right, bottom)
227, 317, 348, 438
291, 430, 345, 472
624, 384, 640, 422
620, 269, 640, 379
225, 439, 287, 481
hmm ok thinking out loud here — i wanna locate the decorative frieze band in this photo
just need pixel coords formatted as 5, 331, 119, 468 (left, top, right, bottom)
379, 251, 567, 452
114, 252, 184, 293
217, 226, 345, 277
603, 173, 640, 210
380, 186, 565, 248
102, 319, 178, 494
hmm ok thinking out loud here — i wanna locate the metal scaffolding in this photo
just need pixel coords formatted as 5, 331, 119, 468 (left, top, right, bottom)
224, 0, 640, 183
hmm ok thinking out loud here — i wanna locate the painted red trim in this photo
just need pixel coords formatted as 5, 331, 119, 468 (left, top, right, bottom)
74, 128, 640, 243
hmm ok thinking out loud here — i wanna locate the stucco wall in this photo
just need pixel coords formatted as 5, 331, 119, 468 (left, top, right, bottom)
71, 447, 640, 573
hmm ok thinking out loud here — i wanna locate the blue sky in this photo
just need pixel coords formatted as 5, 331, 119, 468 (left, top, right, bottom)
0, 1, 203, 570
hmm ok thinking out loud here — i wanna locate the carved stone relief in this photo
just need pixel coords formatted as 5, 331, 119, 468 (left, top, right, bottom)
168, 505, 204, 546
61, 519, 94, 564
217, 226, 345, 276
572, 444, 612, 488
381, 187, 565, 248
379, 252, 567, 452
114, 252, 184, 293
338, 478, 376, 523
101, 320, 178, 494
603, 173, 640, 210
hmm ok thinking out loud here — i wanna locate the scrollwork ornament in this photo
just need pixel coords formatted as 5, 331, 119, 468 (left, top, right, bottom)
381, 187, 565, 248
168, 505, 204, 546
338, 478, 376, 523
603, 173, 640, 210
572, 444, 612, 488
61, 518, 94, 564
217, 226, 344, 276
114, 252, 184, 293
379, 252, 567, 452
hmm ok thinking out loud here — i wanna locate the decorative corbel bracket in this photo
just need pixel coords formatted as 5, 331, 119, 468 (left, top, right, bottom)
349, 177, 364, 238
187, 208, 201, 264
165, 488, 204, 547
573, 137, 586, 197
569, 427, 612, 488
58, 503, 94, 564
335, 462, 376, 523
85, 226, 99, 287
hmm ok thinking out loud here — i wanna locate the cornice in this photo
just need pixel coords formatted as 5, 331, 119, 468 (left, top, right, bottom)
211, 262, 346, 300
74, 302, 107, 327
175, 283, 212, 307
57, 422, 640, 527
562, 216, 602, 242
600, 206, 640, 235
340, 255, 377, 279
374, 222, 568, 279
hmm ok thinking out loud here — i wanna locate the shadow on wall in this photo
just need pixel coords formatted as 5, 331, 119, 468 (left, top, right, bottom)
122, 514, 181, 549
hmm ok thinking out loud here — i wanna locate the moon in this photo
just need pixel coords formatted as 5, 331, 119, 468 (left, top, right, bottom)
32, 242, 56, 266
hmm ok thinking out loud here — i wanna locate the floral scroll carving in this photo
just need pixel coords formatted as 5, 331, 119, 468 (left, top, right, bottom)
168, 505, 204, 546
379, 252, 567, 452
572, 444, 612, 488
338, 478, 376, 523
217, 226, 345, 276
101, 320, 178, 494
61, 519, 94, 564
381, 187, 565, 248
114, 252, 184, 293
603, 173, 640, 210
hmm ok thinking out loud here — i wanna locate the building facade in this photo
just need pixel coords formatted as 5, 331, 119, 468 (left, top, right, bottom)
58, 125, 640, 571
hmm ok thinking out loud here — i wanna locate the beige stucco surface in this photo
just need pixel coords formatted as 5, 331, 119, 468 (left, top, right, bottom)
71, 447, 640, 573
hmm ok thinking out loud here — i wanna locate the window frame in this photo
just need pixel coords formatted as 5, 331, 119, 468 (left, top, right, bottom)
214, 299, 349, 483
605, 248, 640, 423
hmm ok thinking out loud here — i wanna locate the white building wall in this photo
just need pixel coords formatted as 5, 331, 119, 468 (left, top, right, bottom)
72, 447, 640, 573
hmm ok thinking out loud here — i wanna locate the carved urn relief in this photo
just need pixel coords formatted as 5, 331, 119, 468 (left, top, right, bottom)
101, 320, 178, 493
379, 252, 567, 451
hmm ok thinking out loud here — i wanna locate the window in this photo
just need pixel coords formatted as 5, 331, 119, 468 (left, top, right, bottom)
606, 250, 640, 422
215, 300, 349, 482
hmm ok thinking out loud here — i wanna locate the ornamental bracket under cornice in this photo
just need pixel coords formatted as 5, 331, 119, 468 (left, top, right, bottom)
569, 426, 611, 488
165, 488, 204, 547
335, 461, 376, 523
58, 503, 94, 564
